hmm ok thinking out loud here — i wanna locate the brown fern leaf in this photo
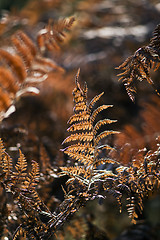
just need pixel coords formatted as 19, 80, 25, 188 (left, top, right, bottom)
0, 138, 5, 163
117, 24, 160, 101
91, 105, 113, 123
0, 17, 68, 121
61, 70, 118, 192
37, 16, 75, 53
0, 138, 54, 238
62, 143, 94, 155
13, 149, 27, 182
94, 130, 119, 146
1, 152, 13, 177
68, 112, 90, 124
24, 160, 40, 190
88, 92, 104, 112
93, 119, 117, 135
11, 31, 36, 69
114, 145, 160, 223
62, 132, 94, 144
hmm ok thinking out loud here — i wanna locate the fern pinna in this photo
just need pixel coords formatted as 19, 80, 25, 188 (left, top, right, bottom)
60, 69, 118, 198
116, 24, 160, 101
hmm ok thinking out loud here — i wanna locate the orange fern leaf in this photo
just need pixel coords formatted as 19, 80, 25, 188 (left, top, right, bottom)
61, 70, 118, 191
37, 16, 75, 53
25, 160, 40, 190
117, 24, 160, 101
1, 152, 13, 177
13, 150, 27, 181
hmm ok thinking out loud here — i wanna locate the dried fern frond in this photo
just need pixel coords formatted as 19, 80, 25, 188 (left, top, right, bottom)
37, 16, 75, 53
116, 24, 160, 101
0, 138, 5, 161
113, 145, 160, 223
61, 70, 118, 192
13, 149, 27, 183
25, 160, 40, 190
0, 16, 74, 121
1, 152, 13, 178
0, 138, 55, 238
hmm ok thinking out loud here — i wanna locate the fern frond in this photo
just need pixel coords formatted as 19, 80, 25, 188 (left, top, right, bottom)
117, 24, 160, 101
67, 112, 90, 124
0, 17, 68, 121
0, 138, 5, 163
62, 132, 94, 144
149, 23, 160, 54
88, 92, 104, 112
25, 160, 40, 190
13, 149, 27, 180
92, 170, 117, 181
67, 121, 92, 132
91, 105, 113, 123
30, 189, 44, 208
1, 152, 13, 177
11, 32, 36, 69
37, 16, 75, 53
61, 143, 94, 155
94, 130, 119, 146
13, 30, 37, 57
61, 71, 117, 196
73, 102, 87, 112
93, 119, 117, 135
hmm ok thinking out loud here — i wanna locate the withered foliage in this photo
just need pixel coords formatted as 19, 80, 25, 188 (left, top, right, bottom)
0, 138, 53, 239
117, 24, 160, 101
60, 72, 160, 225
0, 16, 75, 121
0, 5, 160, 240
37, 17, 75, 53
113, 147, 159, 223
60, 69, 118, 192
0, 72, 159, 239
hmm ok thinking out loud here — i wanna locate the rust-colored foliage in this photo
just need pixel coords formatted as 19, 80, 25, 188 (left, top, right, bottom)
60, 69, 118, 191
0, 138, 53, 239
115, 147, 159, 223
117, 24, 160, 101
0, 16, 74, 121
0, 4, 160, 239
37, 16, 75, 53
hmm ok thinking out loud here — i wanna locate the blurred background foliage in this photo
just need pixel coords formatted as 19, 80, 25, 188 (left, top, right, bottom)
0, 0, 160, 239
0, 0, 29, 10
